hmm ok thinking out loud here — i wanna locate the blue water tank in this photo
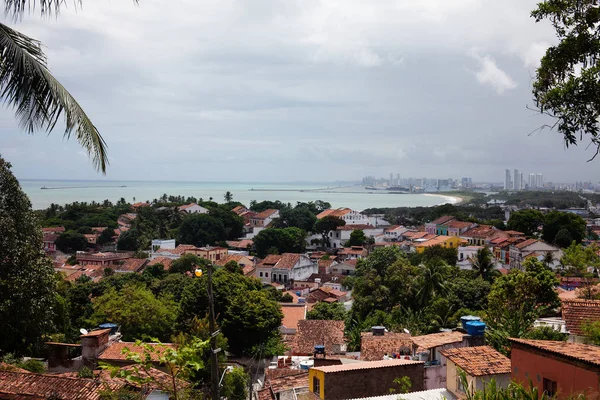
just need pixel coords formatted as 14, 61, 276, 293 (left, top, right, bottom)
298, 297, 306, 304
465, 321, 486, 336
460, 315, 481, 330
296, 291, 301, 296
99, 323, 119, 335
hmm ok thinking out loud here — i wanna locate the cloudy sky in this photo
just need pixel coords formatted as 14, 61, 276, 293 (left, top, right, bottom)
0, 0, 598, 183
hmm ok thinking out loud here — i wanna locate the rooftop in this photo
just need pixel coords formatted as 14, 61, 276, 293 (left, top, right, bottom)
317, 208, 352, 219
311, 359, 423, 373
360, 332, 413, 361
429, 215, 455, 225
337, 224, 376, 231
148, 256, 173, 270
98, 342, 176, 362
440, 346, 511, 376
561, 299, 600, 336
510, 338, 600, 367
281, 304, 306, 330
445, 220, 474, 229
514, 239, 539, 249
461, 225, 499, 239
411, 331, 465, 350
253, 209, 279, 219
259, 253, 304, 270
293, 320, 345, 355
347, 388, 456, 400
116, 258, 148, 272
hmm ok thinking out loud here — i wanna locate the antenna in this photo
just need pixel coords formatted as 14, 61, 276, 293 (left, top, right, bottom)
80, 328, 89, 335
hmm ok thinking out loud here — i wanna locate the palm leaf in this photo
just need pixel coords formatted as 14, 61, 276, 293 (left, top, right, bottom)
0, 21, 108, 172
4, 0, 67, 17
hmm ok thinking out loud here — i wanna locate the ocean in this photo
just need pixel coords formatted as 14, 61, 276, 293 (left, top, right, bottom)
19, 179, 460, 211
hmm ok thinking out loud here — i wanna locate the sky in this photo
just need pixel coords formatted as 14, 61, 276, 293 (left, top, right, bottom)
0, 0, 599, 183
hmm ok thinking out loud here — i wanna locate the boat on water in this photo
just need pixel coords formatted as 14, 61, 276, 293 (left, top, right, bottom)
41, 186, 48, 189
386, 186, 410, 193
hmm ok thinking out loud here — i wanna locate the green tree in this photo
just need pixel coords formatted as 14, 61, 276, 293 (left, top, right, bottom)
420, 245, 458, 266
97, 227, 115, 245
170, 254, 205, 275
560, 242, 600, 298
89, 284, 177, 342
416, 262, 449, 305
221, 290, 283, 355
542, 211, 586, 247
280, 293, 294, 303
273, 207, 317, 232
221, 367, 248, 400
523, 326, 568, 341
0, 6, 107, 171
470, 247, 498, 281
178, 214, 226, 247
253, 227, 307, 258
0, 158, 58, 355
224, 191, 233, 202
55, 231, 88, 253
582, 320, 600, 345
116, 228, 141, 251
507, 209, 544, 237
347, 229, 367, 247
208, 206, 244, 240
313, 216, 346, 247
531, 0, 600, 156
306, 302, 347, 320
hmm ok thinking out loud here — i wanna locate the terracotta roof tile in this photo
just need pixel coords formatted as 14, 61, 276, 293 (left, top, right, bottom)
514, 239, 539, 249
429, 216, 455, 225
293, 320, 345, 355
42, 226, 65, 233
440, 346, 511, 376
509, 338, 600, 366
312, 359, 423, 373
116, 258, 148, 272
226, 239, 254, 248
0, 371, 122, 400
98, 342, 176, 362
411, 331, 465, 350
338, 246, 368, 255
361, 332, 413, 361
281, 304, 306, 330
562, 299, 600, 336
337, 224, 375, 231
148, 256, 173, 271
254, 209, 279, 219
445, 220, 474, 229
461, 225, 500, 239
317, 208, 352, 219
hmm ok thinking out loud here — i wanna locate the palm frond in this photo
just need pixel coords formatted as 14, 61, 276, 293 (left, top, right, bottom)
4, 0, 70, 18
0, 21, 108, 172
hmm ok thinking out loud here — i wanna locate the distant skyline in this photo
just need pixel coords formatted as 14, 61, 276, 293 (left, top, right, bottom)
2, 0, 600, 182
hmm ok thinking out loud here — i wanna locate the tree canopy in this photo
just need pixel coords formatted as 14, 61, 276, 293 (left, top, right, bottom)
253, 227, 307, 258
178, 214, 226, 247
541, 210, 586, 247
507, 209, 544, 237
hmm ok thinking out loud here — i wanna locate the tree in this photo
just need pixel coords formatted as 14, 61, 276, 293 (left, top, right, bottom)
542, 211, 586, 247
416, 262, 449, 305
273, 207, 317, 232
470, 247, 497, 281
313, 216, 346, 247
55, 231, 88, 253
507, 209, 544, 237
97, 227, 115, 245
582, 320, 600, 346
0, 6, 107, 171
116, 228, 141, 251
221, 367, 249, 400
0, 158, 58, 355
170, 254, 204, 275
306, 302, 346, 320
253, 227, 307, 258
523, 326, 568, 341
420, 245, 458, 266
178, 214, 226, 247
560, 242, 600, 298
207, 207, 244, 240
221, 290, 283, 355
89, 284, 177, 342
224, 191, 233, 202
346, 229, 366, 247
280, 293, 294, 303
531, 0, 600, 157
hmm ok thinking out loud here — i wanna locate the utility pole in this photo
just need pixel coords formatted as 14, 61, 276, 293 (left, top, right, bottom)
207, 263, 220, 400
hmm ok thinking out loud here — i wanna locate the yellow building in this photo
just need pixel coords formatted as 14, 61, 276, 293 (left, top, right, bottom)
414, 235, 465, 253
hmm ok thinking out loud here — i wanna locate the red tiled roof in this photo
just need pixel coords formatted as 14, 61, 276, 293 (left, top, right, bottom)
338, 246, 367, 255
403, 231, 428, 240
281, 304, 306, 330
317, 208, 352, 219
42, 226, 65, 233
0, 371, 122, 400
562, 299, 600, 336
56, 366, 188, 391
148, 256, 173, 270
360, 332, 413, 361
293, 320, 345, 355
259, 254, 283, 267
504, 230, 525, 236
429, 215, 455, 225
440, 346, 511, 376
514, 239, 539, 249
116, 258, 148, 272
259, 253, 303, 270
312, 359, 422, 373
98, 342, 176, 362
411, 331, 465, 350
43, 232, 59, 242
445, 220, 473, 229
253, 209, 279, 219
226, 239, 253, 249
318, 259, 336, 268
461, 225, 499, 239
510, 338, 600, 367
0, 363, 29, 373
258, 370, 309, 399
337, 224, 374, 231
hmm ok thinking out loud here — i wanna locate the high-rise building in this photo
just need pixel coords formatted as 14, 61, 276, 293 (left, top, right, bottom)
529, 173, 536, 189
536, 173, 543, 189
513, 169, 520, 190
505, 169, 512, 190
519, 172, 523, 191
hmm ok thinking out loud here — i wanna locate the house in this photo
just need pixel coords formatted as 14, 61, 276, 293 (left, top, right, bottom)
150, 244, 197, 260
131, 202, 150, 210
84, 233, 100, 245
115, 258, 148, 273
215, 254, 256, 272
184, 246, 228, 263
510, 338, 600, 398
0, 371, 123, 400
309, 359, 425, 400
43, 232, 59, 253
256, 253, 317, 285
318, 258, 338, 274
329, 259, 357, 276
320, 224, 384, 249
445, 220, 476, 237
231, 205, 248, 215
256, 369, 311, 400
414, 235, 464, 253
337, 246, 368, 261
360, 328, 413, 361
384, 225, 410, 242
281, 303, 306, 335
250, 209, 280, 228
425, 216, 455, 235
118, 213, 137, 227
317, 208, 371, 226
561, 299, 600, 342
97, 341, 177, 369
292, 320, 346, 356
42, 226, 66, 234
441, 346, 511, 395
75, 251, 133, 267
410, 331, 473, 390
345, 388, 456, 400
225, 239, 254, 251
306, 287, 348, 303
178, 203, 209, 214
146, 256, 173, 271
509, 239, 563, 269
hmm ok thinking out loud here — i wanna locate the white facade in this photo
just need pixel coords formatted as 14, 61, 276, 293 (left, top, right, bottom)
509, 241, 562, 269
180, 203, 209, 214
384, 226, 410, 242
339, 210, 372, 225
256, 255, 317, 284
457, 246, 483, 270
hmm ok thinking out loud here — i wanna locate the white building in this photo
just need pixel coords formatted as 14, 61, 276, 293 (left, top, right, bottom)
316, 208, 371, 226
504, 169, 512, 190
457, 245, 484, 270
255, 253, 317, 284
179, 203, 209, 214
384, 226, 410, 242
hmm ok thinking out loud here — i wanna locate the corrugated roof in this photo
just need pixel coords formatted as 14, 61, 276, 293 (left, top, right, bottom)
440, 346, 511, 376
510, 338, 600, 366
347, 388, 456, 400
311, 359, 423, 373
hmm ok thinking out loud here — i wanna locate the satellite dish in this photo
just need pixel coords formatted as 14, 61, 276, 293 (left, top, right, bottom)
80, 328, 89, 335
403, 329, 410, 334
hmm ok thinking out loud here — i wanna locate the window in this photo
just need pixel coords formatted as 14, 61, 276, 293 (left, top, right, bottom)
543, 378, 557, 397
313, 377, 320, 394
265, 273, 268, 277
457, 375, 465, 393
259, 272, 263, 277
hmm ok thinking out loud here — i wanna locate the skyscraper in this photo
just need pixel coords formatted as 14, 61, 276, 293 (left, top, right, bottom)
519, 172, 523, 190
536, 173, 544, 189
513, 169, 520, 190
505, 169, 512, 190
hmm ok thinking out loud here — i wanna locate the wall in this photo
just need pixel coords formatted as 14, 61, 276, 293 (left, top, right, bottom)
475, 374, 511, 391
316, 364, 424, 400
511, 346, 600, 398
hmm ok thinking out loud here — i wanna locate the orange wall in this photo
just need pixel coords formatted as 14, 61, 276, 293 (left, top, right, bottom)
511, 347, 600, 398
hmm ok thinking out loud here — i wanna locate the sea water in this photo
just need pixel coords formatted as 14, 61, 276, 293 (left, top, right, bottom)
19, 179, 459, 211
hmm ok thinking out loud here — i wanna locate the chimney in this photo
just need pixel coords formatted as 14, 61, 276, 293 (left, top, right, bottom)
81, 329, 111, 366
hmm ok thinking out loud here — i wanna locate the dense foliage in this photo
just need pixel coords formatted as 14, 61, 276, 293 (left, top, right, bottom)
253, 227, 307, 257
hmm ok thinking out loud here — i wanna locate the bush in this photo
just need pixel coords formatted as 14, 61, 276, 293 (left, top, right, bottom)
20, 359, 45, 373
77, 366, 95, 379
281, 293, 294, 303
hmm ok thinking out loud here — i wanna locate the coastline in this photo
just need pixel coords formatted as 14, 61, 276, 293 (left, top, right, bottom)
423, 193, 463, 205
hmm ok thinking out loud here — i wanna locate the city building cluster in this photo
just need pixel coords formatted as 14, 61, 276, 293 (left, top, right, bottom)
504, 168, 545, 191
362, 174, 473, 192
